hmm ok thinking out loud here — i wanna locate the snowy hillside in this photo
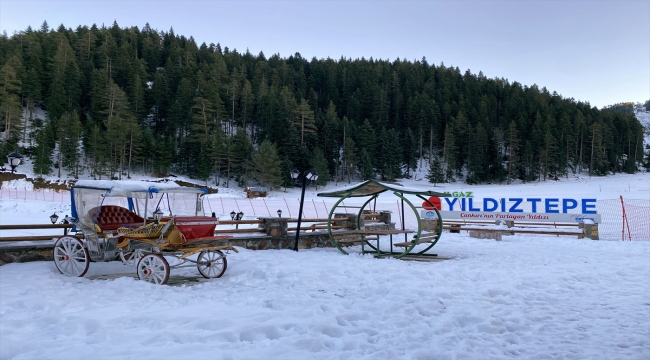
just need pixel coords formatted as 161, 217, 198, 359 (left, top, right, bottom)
635, 103, 650, 146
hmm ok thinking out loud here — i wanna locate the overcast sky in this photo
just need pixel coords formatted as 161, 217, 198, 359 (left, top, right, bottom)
1, 0, 648, 109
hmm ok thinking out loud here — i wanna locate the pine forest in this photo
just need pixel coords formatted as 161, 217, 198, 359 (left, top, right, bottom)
0, 22, 646, 188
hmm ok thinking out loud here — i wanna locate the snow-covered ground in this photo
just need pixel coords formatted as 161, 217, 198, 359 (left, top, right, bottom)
1, 119, 650, 359
1, 234, 649, 359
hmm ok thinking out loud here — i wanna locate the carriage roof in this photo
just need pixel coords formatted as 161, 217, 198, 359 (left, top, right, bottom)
73, 180, 207, 198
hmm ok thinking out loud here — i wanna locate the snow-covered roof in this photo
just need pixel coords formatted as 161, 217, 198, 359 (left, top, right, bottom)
317, 180, 450, 198
73, 180, 206, 197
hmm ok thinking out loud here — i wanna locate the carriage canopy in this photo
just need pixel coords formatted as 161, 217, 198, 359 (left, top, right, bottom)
70, 180, 208, 229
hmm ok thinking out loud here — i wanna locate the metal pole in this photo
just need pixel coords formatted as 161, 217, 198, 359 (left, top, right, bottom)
293, 176, 307, 251
402, 196, 407, 242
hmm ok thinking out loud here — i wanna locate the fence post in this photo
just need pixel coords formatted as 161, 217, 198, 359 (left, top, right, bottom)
620, 195, 632, 240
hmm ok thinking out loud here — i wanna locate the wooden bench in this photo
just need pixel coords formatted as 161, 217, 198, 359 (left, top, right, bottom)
461, 226, 584, 238
393, 233, 439, 247
436, 220, 596, 239
334, 236, 379, 244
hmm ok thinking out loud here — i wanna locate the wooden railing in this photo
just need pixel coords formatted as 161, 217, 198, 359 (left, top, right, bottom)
0, 215, 366, 242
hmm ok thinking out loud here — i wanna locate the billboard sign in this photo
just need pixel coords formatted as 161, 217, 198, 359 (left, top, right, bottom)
421, 210, 601, 223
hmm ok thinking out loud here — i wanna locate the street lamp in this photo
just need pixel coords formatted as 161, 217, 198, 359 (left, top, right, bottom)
7, 151, 24, 173
232, 210, 243, 229
292, 169, 318, 251
290, 169, 300, 184
50, 213, 59, 224
153, 208, 164, 224
277, 209, 282, 218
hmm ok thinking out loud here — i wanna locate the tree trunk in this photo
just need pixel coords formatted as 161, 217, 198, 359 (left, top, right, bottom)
589, 127, 595, 176
419, 126, 423, 169
128, 132, 133, 178
429, 124, 433, 165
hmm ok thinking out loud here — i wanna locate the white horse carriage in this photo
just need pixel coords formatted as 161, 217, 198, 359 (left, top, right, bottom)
53, 180, 235, 285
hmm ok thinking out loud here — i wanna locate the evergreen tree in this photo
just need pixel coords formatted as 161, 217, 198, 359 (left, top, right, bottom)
356, 119, 376, 163
506, 120, 521, 184
0, 22, 643, 184
195, 142, 214, 182
295, 98, 316, 146
0, 57, 23, 147
522, 140, 535, 182
309, 147, 330, 186
543, 129, 559, 180
442, 123, 456, 182
59, 111, 82, 178
402, 128, 417, 177
342, 136, 358, 183
86, 124, 108, 179
32, 123, 55, 177
589, 122, 608, 175
359, 148, 374, 180
139, 129, 156, 174
426, 156, 445, 186
189, 96, 215, 144
229, 127, 253, 182
153, 136, 174, 176
22, 68, 41, 142
380, 128, 402, 181
102, 81, 133, 179
250, 140, 283, 188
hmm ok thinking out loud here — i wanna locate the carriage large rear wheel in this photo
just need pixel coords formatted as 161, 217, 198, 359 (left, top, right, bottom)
53, 236, 90, 277
196, 250, 227, 278
137, 253, 170, 285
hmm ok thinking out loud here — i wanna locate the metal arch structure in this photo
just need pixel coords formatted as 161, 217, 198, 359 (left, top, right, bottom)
317, 180, 449, 259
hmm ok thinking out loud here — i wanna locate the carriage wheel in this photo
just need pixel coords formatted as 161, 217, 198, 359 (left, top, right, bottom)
137, 254, 170, 285
53, 236, 90, 277
196, 250, 227, 279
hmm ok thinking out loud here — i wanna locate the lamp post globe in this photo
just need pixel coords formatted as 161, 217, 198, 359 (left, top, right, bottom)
230, 210, 236, 220
50, 213, 59, 224
7, 151, 24, 173
153, 208, 164, 224
277, 209, 282, 218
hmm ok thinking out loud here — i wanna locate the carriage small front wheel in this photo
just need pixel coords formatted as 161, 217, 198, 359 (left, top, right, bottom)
137, 253, 170, 285
196, 250, 227, 278
53, 236, 90, 277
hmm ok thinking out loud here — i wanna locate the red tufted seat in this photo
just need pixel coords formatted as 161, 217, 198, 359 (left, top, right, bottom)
87, 205, 145, 232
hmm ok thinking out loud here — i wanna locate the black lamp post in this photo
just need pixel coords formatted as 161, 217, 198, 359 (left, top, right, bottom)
277, 209, 282, 218
231, 210, 243, 229
7, 151, 24, 173
291, 169, 318, 251
50, 213, 59, 224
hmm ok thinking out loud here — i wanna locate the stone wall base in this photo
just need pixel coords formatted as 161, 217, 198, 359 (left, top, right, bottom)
469, 230, 502, 241
0, 248, 53, 265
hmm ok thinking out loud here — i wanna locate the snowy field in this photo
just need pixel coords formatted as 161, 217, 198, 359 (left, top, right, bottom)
0, 150, 649, 358
1, 235, 649, 359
